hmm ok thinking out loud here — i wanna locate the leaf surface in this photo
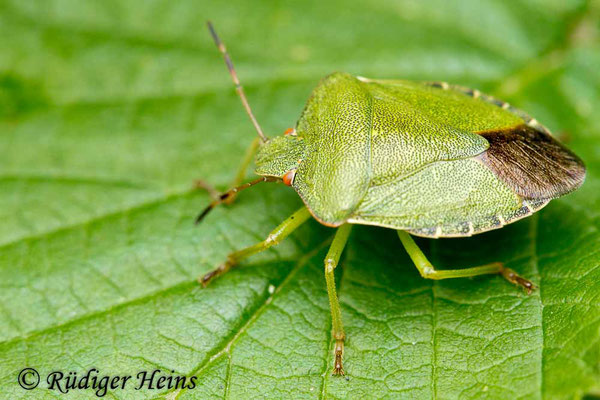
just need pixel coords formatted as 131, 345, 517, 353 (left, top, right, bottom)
0, 0, 598, 399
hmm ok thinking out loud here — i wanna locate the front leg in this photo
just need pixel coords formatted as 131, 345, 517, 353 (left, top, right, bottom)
224, 136, 261, 204
194, 136, 261, 204
199, 207, 311, 286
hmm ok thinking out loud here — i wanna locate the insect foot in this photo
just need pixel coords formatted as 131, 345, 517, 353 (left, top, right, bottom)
499, 265, 536, 294
198, 256, 235, 287
332, 336, 345, 376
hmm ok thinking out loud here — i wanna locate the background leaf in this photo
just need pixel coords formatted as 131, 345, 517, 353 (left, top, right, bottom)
0, 0, 599, 399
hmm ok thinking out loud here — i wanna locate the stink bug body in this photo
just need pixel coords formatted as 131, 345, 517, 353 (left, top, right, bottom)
198, 22, 586, 376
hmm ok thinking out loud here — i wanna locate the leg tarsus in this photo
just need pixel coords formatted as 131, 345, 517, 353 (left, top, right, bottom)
499, 265, 536, 294
332, 334, 345, 376
198, 255, 235, 287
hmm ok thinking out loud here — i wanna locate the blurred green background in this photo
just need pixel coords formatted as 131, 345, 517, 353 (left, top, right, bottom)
0, 0, 599, 399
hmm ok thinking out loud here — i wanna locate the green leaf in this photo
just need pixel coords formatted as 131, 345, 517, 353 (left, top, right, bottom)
1, 1, 599, 399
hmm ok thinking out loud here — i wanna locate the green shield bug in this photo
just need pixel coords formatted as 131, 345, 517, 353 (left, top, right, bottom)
197, 22, 586, 376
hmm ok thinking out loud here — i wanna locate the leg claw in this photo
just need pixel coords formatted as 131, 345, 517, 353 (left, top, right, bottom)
501, 266, 536, 294
198, 268, 220, 287
332, 355, 344, 376
198, 258, 235, 287
332, 339, 345, 376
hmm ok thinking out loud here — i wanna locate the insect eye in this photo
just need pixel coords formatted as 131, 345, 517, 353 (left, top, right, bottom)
282, 169, 297, 186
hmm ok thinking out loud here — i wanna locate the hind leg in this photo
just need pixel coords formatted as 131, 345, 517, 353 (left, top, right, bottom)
397, 231, 535, 293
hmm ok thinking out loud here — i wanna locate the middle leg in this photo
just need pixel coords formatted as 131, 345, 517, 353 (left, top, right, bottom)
324, 224, 353, 375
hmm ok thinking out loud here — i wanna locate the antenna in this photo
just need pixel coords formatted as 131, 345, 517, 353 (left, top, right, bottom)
195, 176, 279, 224
207, 21, 268, 143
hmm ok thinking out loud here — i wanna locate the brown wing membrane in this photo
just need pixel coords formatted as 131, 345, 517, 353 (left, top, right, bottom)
478, 124, 585, 200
